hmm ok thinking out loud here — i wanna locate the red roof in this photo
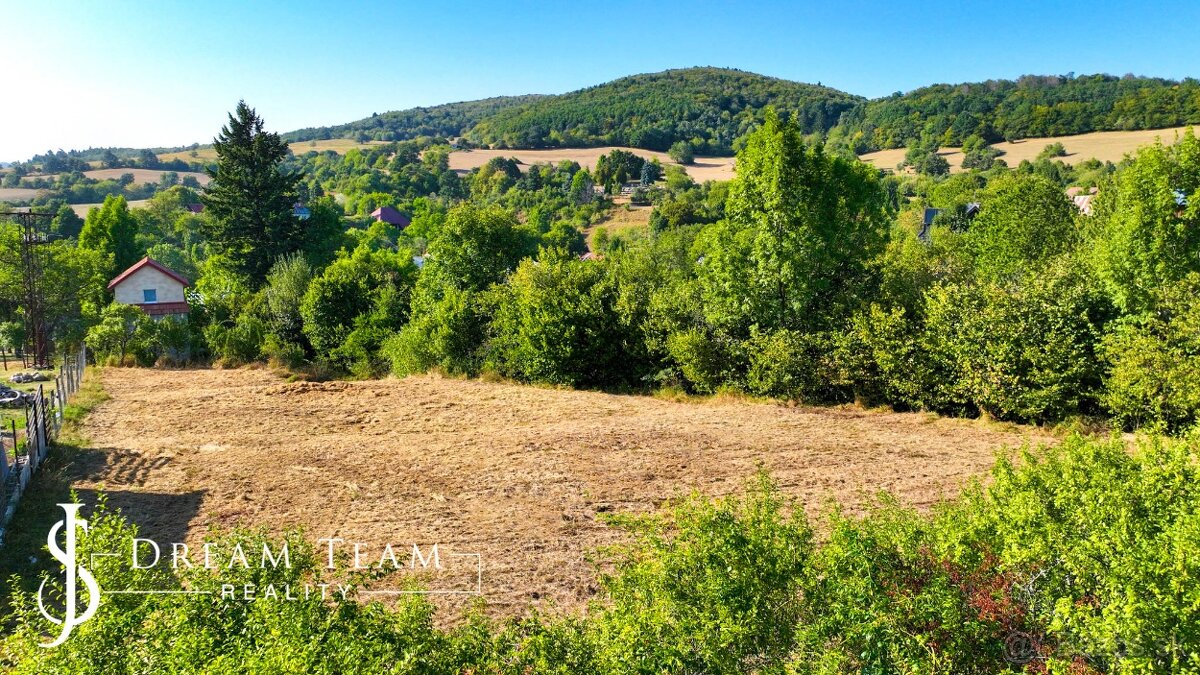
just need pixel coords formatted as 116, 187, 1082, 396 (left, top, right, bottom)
107, 257, 191, 291
370, 206, 411, 227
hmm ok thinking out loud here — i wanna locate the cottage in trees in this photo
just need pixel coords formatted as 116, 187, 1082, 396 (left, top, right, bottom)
370, 206, 411, 228
107, 257, 190, 318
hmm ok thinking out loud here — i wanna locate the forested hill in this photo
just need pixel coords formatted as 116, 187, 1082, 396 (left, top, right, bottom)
832, 73, 1200, 152
462, 68, 863, 154
281, 94, 547, 143
280, 69, 1200, 158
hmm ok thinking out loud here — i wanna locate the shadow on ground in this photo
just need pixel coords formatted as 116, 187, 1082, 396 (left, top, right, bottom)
0, 439, 203, 614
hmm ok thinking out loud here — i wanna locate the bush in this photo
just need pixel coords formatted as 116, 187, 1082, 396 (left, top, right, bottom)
922, 262, 1111, 422
1100, 274, 1200, 432
745, 328, 837, 402
664, 328, 746, 394
486, 251, 633, 388
205, 313, 266, 365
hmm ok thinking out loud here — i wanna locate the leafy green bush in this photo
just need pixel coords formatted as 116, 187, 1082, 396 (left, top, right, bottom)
922, 263, 1111, 422
204, 313, 266, 365
1100, 274, 1200, 432
486, 250, 632, 388
745, 328, 837, 402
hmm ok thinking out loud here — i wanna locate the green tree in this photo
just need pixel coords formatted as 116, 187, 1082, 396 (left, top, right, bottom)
78, 195, 140, 274
668, 140, 694, 165
965, 174, 1077, 282
1093, 130, 1200, 313
86, 303, 151, 364
52, 204, 84, 239
718, 107, 889, 333
201, 101, 304, 281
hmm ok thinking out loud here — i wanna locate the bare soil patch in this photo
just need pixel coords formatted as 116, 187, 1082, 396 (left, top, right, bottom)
71, 367, 1053, 617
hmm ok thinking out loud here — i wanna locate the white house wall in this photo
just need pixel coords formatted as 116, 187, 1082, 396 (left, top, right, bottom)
112, 267, 187, 304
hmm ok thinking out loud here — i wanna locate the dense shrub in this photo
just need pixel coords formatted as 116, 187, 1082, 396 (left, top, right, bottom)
922, 262, 1111, 422
745, 328, 838, 402
1100, 274, 1200, 432
486, 250, 632, 388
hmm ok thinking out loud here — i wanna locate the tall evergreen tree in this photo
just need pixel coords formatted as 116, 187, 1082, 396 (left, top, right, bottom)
201, 101, 303, 281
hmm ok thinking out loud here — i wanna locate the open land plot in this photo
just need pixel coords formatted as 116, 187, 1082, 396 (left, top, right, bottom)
62, 367, 1055, 618
158, 139, 387, 165
0, 187, 42, 202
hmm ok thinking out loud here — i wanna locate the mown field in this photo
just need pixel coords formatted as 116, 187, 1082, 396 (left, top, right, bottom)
448, 147, 737, 182
158, 138, 387, 164
82, 168, 209, 186
858, 125, 1194, 173
45, 366, 1054, 617
69, 199, 149, 218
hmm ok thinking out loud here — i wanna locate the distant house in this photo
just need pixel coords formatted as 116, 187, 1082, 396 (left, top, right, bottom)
1073, 195, 1095, 216
185, 203, 204, 214
370, 206, 411, 228
107, 257, 190, 319
919, 202, 981, 242
293, 202, 311, 220
918, 207, 942, 242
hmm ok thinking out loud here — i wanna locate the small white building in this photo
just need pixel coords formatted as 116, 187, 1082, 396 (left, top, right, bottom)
107, 257, 191, 318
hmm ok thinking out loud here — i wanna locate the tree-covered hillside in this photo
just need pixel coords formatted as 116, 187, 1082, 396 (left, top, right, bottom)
282, 95, 547, 143
832, 73, 1200, 152
463, 68, 864, 154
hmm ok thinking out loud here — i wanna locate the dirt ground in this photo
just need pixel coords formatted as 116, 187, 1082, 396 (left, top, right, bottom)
70, 367, 1054, 617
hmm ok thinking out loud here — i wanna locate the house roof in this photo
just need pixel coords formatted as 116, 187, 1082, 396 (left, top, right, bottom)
370, 206, 411, 227
107, 257, 191, 291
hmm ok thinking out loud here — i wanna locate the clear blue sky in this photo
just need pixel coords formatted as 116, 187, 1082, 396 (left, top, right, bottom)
2, 0, 1198, 161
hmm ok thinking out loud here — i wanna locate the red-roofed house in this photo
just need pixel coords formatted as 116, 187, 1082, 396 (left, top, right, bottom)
107, 257, 191, 318
370, 206, 412, 228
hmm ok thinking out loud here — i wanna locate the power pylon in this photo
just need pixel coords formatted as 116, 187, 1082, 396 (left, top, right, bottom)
1, 211, 55, 369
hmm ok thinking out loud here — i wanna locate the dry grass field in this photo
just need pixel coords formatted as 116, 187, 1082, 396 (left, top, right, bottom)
448, 147, 737, 183
69, 199, 149, 218
83, 168, 210, 187
0, 187, 42, 202
64, 367, 1054, 617
858, 125, 1193, 174
159, 139, 387, 165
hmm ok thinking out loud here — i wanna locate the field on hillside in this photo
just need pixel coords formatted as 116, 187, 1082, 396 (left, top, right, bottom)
70, 199, 149, 217
859, 125, 1193, 174
159, 139, 387, 165
449, 147, 737, 183
0, 187, 41, 202
83, 168, 210, 186
58, 367, 1053, 617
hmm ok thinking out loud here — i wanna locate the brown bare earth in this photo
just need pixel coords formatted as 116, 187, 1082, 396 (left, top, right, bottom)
448, 147, 736, 183
72, 367, 1053, 617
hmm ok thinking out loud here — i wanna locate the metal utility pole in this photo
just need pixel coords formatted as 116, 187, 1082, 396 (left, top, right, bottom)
0, 211, 55, 369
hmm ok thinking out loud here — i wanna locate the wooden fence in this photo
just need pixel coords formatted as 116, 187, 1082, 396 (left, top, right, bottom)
0, 345, 87, 545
